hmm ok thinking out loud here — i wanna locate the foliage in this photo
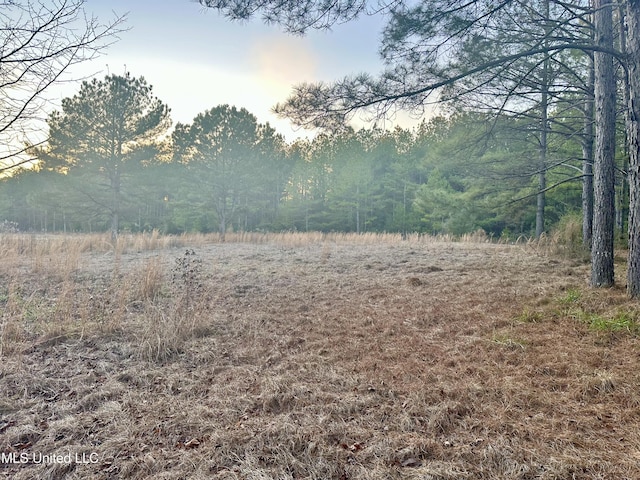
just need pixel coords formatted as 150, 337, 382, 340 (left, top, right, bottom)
254, 0, 595, 130
33, 73, 171, 237
0, 220, 19, 233
0, 2, 609, 241
1, 106, 591, 237
200, 0, 368, 34
555, 287, 640, 336
171, 105, 289, 239
586, 312, 640, 335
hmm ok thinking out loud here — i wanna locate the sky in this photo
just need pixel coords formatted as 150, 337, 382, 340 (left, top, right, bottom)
53, 0, 407, 140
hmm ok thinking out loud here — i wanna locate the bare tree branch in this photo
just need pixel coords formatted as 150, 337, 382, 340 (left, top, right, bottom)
0, 0, 125, 173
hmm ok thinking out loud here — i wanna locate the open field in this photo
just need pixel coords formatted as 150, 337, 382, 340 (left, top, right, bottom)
1, 232, 640, 479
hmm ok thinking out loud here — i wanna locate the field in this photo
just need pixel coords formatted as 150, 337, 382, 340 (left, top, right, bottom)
1, 232, 640, 479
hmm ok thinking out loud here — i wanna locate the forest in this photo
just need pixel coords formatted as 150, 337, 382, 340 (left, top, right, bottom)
2, 0, 640, 292
0, 75, 600, 240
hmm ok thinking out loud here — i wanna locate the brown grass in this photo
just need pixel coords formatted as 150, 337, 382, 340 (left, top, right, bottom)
1, 232, 639, 479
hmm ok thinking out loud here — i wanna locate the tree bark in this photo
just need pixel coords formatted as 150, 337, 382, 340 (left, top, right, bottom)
626, 0, 640, 296
217, 199, 227, 243
111, 167, 120, 241
618, 4, 630, 238
582, 54, 595, 250
591, 0, 616, 287
536, 0, 551, 240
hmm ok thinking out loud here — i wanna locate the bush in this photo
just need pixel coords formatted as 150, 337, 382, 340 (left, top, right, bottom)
551, 213, 588, 259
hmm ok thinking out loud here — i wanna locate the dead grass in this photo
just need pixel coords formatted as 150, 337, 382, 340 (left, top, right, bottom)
1, 232, 639, 479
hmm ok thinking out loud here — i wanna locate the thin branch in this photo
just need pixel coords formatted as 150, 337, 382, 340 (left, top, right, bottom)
506, 173, 587, 205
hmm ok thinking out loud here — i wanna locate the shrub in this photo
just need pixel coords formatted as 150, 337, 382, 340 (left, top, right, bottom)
551, 213, 588, 259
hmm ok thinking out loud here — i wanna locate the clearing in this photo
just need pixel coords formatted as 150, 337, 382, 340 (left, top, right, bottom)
1, 232, 639, 479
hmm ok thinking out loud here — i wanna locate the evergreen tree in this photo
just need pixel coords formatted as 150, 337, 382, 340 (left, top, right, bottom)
35, 73, 171, 239
172, 105, 285, 239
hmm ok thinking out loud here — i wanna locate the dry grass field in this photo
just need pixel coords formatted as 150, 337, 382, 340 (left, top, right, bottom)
1, 231, 640, 479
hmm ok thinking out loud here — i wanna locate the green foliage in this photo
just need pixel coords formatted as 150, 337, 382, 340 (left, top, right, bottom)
32, 73, 171, 236
491, 333, 527, 350
414, 168, 460, 233
2, 100, 588, 237
515, 308, 544, 323
171, 105, 289, 236
555, 287, 640, 336
44, 73, 170, 171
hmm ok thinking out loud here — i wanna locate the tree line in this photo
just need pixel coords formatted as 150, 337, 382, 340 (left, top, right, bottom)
1, 0, 640, 296
0, 72, 591, 240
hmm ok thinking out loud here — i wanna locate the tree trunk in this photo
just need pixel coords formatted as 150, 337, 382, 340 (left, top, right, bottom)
582, 55, 595, 250
626, 0, 640, 297
535, 0, 551, 240
356, 184, 361, 234
591, 0, 616, 287
111, 169, 120, 241
219, 209, 227, 242
618, 4, 630, 239
111, 211, 119, 242
536, 170, 546, 238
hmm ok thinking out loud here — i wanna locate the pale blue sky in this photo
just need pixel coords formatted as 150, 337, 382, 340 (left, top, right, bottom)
58, 0, 393, 139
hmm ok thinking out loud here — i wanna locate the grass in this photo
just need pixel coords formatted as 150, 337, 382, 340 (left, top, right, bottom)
553, 284, 640, 336
1, 231, 640, 479
587, 311, 640, 334
559, 287, 582, 305
490, 332, 527, 349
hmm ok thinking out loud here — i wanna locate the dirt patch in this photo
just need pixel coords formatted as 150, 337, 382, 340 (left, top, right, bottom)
1, 235, 639, 479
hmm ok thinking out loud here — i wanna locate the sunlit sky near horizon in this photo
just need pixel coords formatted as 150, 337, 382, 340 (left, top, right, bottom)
52, 0, 418, 141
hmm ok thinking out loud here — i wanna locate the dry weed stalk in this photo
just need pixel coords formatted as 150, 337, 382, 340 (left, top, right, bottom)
135, 249, 213, 362
0, 230, 516, 263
